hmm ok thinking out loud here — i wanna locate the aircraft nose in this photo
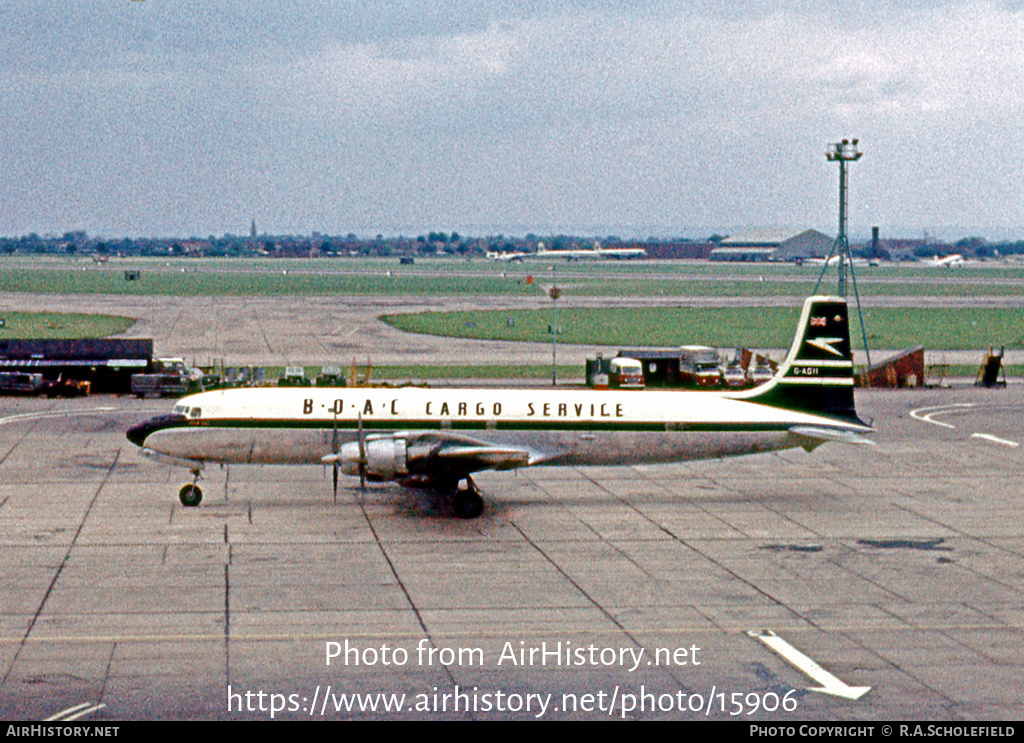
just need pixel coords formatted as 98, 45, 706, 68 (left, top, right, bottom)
126, 414, 186, 447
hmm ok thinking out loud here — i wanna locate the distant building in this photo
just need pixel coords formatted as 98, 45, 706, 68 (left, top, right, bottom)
711, 228, 834, 262
624, 241, 714, 260
870, 239, 928, 261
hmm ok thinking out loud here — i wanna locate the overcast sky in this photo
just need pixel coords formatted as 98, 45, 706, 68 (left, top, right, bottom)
1, 1, 1022, 240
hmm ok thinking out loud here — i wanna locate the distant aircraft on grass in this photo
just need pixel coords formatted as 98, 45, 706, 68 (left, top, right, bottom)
488, 242, 646, 262
924, 253, 965, 268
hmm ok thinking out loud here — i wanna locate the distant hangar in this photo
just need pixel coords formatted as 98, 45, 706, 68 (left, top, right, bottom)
711, 228, 833, 262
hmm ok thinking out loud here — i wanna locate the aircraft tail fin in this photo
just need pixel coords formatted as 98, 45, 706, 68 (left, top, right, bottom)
730, 295, 868, 427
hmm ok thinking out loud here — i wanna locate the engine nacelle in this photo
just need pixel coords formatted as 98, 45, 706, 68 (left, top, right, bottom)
340, 437, 408, 481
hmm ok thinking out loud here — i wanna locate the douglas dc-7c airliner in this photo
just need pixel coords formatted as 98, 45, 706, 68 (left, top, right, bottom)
127, 295, 872, 518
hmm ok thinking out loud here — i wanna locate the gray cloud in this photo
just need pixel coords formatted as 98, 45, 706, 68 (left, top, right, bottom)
1, 1, 1022, 238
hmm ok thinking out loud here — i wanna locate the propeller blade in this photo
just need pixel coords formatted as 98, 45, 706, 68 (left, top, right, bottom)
357, 412, 366, 490
332, 411, 339, 503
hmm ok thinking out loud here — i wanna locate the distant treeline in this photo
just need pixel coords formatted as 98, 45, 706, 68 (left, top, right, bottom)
0, 231, 639, 258
2, 230, 1023, 260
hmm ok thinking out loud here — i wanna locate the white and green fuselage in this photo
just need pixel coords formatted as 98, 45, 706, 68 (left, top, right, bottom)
127, 295, 872, 501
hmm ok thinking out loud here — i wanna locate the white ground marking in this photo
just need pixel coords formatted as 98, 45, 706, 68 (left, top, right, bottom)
971, 432, 1020, 448
747, 630, 871, 700
43, 702, 108, 721
0, 407, 118, 427
909, 403, 977, 430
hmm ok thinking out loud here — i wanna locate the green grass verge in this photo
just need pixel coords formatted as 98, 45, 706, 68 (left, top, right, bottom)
0, 311, 135, 339
2, 255, 1024, 297
382, 306, 1024, 350
928, 364, 1021, 378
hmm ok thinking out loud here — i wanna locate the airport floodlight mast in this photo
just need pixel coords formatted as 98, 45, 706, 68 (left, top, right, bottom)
815, 138, 872, 366
824, 139, 860, 296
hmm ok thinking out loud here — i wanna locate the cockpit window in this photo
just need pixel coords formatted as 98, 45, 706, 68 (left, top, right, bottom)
173, 405, 189, 415
189, 408, 201, 419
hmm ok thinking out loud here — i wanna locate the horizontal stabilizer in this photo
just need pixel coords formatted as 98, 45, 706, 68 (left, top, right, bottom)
788, 426, 876, 452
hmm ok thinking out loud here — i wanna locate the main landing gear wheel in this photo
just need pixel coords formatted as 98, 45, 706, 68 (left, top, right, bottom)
453, 490, 483, 519
179, 483, 203, 507
453, 478, 484, 519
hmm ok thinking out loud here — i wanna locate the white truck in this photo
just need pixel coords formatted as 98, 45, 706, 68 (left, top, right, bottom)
608, 357, 645, 389
131, 358, 200, 398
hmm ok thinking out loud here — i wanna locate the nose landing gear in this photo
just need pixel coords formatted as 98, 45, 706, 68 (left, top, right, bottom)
178, 468, 203, 507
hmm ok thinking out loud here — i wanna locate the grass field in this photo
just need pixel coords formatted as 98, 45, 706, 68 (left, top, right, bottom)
3, 255, 1024, 298
0, 311, 135, 339
383, 306, 1024, 350
2, 255, 1022, 354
